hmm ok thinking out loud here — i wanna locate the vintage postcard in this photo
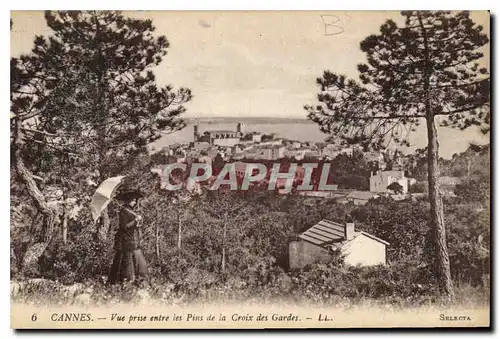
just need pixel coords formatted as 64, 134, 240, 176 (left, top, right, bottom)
10, 10, 490, 329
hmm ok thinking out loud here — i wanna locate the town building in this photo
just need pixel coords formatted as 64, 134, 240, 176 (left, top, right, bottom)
259, 140, 283, 147
198, 155, 212, 165
285, 147, 310, 160
304, 150, 321, 159
233, 148, 258, 160
192, 141, 211, 151
251, 132, 263, 142
290, 141, 302, 149
259, 145, 286, 160
234, 145, 285, 160
289, 219, 389, 269
369, 170, 416, 194
234, 161, 249, 178
275, 166, 306, 190
340, 147, 354, 156
205, 130, 241, 147
320, 147, 340, 159
206, 147, 220, 159
193, 123, 264, 147
193, 125, 240, 145
233, 161, 267, 186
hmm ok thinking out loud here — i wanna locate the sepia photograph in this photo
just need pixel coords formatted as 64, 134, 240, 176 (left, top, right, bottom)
10, 10, 490, 329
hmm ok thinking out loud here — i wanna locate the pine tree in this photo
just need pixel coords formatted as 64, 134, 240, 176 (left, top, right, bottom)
39, 11, 192, 177
11, 11, 192, 256
305, 11, 490, 297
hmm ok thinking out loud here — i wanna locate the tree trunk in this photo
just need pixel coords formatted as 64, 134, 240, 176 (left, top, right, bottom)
13, 123, 56, 273
62, 213, 68, 244
419, 14, 454, 299
95, 16, 110, 243
61, 199, 68, 245
155, 222, 160, 260
221, 222, 226, 272
426, 116, 454, 299
177, 213, 182, 251
60, 187, 68, 244
16, 156, 55, 243
13, 123, 55, 244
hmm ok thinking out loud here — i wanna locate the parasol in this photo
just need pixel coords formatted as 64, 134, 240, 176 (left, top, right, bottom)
90, 175, 126, 222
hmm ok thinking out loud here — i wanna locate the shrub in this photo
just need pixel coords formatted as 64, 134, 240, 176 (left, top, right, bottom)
289, 260, 439, 305
409, 182, 427, 193
37, 229, 113, 284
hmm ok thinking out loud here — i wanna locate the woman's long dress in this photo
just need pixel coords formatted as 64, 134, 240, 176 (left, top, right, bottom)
107, 208, 148, 284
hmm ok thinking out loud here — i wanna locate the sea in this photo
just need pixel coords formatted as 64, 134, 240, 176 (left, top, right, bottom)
149, 117, 490, 159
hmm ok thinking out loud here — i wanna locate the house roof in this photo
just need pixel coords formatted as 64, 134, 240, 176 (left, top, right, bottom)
359, 231, 390, 246
299, 219, 346, 246
299, 219, 390, 247
346, 191, 379, 200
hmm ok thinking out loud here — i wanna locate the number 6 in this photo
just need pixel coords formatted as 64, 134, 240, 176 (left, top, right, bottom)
31, 313, 37, 321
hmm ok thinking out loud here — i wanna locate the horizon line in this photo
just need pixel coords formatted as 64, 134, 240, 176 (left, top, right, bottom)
185, 115, 310, 120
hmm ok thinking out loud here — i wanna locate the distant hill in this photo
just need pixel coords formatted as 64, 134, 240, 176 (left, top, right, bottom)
185, 116, 312, 125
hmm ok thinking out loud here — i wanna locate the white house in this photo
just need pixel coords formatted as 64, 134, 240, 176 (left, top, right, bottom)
289, 219, 389, 269
369, 170, 416, 194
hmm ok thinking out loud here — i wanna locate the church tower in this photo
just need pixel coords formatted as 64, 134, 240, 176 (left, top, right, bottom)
193, 125, 199, 142
236, 122, 244, 135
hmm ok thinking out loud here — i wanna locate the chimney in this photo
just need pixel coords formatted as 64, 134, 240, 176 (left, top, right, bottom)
345, 217, 355, 240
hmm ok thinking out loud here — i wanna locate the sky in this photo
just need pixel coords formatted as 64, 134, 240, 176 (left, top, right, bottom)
10, 10, 490, 157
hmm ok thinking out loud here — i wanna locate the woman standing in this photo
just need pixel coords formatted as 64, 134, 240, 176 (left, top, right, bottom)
107, 189, 148, 285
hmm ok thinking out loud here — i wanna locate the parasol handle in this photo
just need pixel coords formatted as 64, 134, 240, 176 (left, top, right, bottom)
111, 200, 142, 221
